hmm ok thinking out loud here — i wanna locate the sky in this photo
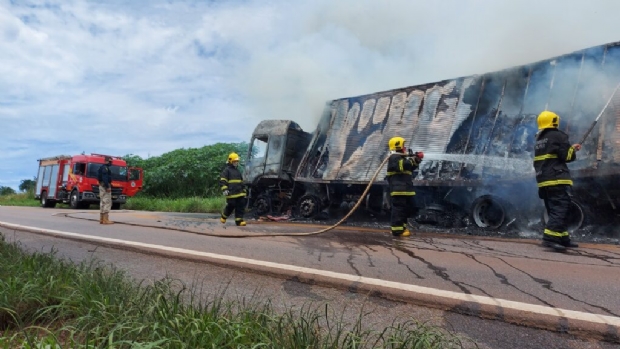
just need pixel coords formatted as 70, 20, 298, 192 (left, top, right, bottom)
2, 0, 620, 191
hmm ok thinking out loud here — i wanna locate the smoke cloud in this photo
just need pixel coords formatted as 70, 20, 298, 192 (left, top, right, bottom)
230, 0, 620, 132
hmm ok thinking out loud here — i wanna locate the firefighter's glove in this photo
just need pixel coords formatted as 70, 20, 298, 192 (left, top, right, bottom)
222, 190, 229, 196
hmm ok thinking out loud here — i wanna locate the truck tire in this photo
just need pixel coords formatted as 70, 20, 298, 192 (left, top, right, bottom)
541, 199, 585, 232
69, 190, 80, 209
297, 194, 321, 219
252, 194, 271, 216
40, 192, 56, 208
470, 195, 507, 230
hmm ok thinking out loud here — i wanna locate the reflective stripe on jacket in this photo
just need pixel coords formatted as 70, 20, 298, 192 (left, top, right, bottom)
533, 128, 576, 188
386, 153, 420, 196
219, 164, 246, 198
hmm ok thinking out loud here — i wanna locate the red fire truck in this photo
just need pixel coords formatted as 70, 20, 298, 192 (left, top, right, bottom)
35, 153, 143, 209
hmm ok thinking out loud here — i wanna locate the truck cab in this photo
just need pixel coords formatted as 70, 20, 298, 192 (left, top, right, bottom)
244, 120, 312, 215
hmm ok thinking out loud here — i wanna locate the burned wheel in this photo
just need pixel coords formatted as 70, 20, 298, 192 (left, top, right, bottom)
297, 194, 321, 219
470, 195, 506, 229
542, 200, 585, 232
253, 194, 271, 216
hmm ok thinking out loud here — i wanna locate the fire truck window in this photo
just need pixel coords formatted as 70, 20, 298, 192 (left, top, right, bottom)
251, 136, 268, 159
129, 169, 141, 180
86, 163, 128, 181
42, 166, 52, 186
73, 163, 86, 175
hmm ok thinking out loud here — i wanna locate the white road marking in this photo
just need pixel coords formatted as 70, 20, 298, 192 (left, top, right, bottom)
2, 221, 620, 328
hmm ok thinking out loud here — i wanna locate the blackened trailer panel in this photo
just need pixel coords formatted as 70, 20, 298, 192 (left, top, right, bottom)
295, 41, 620, 184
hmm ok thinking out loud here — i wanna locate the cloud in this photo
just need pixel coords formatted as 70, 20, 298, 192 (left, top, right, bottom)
2, 0, 620, 190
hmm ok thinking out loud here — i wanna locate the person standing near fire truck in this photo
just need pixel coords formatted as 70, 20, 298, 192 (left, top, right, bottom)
534, 111, 581, 251
386, 137, 423, 237
97, 156, 114, 224
219, 152, 247, 226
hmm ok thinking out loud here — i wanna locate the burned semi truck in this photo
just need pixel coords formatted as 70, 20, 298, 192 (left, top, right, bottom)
243, 40, 620, 231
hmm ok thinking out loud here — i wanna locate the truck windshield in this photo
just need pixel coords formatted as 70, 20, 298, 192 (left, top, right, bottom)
86, 163, 128, 181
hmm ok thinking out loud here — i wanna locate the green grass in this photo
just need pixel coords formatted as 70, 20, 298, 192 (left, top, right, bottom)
124, 196, 226, 213
0, 236, 472, 349
0, 192, 226, 214
0, 191, 39, 207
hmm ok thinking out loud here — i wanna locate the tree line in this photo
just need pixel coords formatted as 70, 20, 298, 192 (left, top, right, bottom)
3, 142, 248, 198
123, 142, 249, 198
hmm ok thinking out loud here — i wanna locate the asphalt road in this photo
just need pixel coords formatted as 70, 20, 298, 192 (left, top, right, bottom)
1, 206, 619, 348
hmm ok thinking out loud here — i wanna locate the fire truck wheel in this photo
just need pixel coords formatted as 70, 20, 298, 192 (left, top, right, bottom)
69, 190, 80, 209
40, 192, 56, 208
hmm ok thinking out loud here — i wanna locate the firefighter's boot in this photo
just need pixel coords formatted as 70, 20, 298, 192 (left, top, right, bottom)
401, 229, 411, 237
220, 214, 227, 224
562, 240, 579, 248
99, 213, 104, 224
541, 240, 566, 252
235, 219, 246, 226
102, 213, 114, 225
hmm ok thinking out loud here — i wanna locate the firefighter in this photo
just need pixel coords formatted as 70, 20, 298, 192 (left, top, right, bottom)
386, 136, 423, 237
534, 111, 581, 251
219, 152, 247, 226
97, 156, 114, 224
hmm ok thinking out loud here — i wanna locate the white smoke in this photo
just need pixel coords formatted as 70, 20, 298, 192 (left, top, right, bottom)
230, 0, 620, 131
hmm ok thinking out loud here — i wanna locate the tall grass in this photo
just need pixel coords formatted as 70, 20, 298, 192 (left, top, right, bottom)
0, 236, 472, 348
0, 192, 226, 214
124, 196, 226, 213
0, 190, 39, 207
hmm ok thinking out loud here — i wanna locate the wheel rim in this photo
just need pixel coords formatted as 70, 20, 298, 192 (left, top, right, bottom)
254, 196, 270, 216
543, 201, 584, 232
298, 196, 320, 219
472, 197, 505, 229
71, 192, 78, 206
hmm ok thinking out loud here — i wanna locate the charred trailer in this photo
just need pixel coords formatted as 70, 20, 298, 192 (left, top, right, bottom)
245, 40, 620, 232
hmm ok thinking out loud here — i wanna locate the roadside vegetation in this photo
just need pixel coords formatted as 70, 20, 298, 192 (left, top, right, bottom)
0, 189, 39, 208
0, 236, 472, 348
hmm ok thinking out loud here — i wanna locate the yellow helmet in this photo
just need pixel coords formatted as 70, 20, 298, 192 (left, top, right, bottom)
537, 111, 560, 130
227, 152, 240, 163
388, 136, 406, 151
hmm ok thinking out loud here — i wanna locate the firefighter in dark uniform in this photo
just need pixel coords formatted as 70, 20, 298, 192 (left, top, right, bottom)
97, 156, 114, 224
219, 152, 247, 226
534, 111, 581, 251
386, 136, 423, 237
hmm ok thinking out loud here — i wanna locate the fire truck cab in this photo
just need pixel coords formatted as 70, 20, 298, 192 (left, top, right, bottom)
35, 153, 143, 209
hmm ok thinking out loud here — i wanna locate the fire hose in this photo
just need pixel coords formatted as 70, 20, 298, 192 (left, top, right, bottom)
578, 81, 620, 145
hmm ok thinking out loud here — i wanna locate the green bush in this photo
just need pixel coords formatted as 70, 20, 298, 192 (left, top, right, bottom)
124, 142, 249, 199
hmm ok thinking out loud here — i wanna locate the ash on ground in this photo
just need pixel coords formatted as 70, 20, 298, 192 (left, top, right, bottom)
253, 209, 620, 245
